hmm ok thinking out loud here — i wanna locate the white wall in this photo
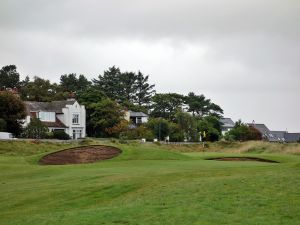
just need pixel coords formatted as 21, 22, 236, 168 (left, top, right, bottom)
62, 101, 86, 139
142, 117, 148, 123
22, 115, 31, 127
23, 101, 86, 139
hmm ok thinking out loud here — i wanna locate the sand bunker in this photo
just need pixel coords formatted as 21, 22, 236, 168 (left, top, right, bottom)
207, 157, 278, 163
40, 145, 121, 165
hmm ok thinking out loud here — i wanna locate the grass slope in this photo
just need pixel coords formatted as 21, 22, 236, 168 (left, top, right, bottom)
0, 140, 300, 225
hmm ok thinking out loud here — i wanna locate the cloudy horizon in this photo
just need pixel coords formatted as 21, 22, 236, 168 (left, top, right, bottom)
1, 0, 299, 132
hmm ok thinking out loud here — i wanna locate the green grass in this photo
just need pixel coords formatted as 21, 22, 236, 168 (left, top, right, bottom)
0, 140, 300, 225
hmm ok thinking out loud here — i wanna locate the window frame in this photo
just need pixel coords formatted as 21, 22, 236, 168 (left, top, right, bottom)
72, 113, 80, 125
136, 117, 142, 124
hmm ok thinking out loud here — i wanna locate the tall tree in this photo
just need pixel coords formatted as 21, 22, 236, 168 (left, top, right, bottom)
78, 74, 91, 90
134, 71, 155, 106
76, 87, 107, 136
93, 67, 155, 106
151, 93, 185, 121
0, 92, 26, 136
93, 66, 122, 100
22, 76, 59, 102
174, 109, 198, 141
186, 92, 223, 118
89, 98, 124, 137
120, 72, 137, 102
0, 65, 20, 88
60, 73, 91, 92
60, 73, 78, 92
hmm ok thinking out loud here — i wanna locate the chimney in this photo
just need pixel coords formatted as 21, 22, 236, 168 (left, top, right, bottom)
67, 91, 76, 101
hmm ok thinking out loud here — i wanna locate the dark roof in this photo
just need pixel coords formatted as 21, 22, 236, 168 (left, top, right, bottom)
247, 123, 270, 134
270, 131, 286, 138
284, 133, 300, 143
220, 118, 235, 128
24, 100, 76, 114
42, 118, 68, 128
269, 131, 286, 142
247, 123, 277, 141
129, 111, 148, 117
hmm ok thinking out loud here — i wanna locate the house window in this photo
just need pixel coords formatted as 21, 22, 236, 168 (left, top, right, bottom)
38, 112, 55, 122
137, 117, 142, 124
72, 114, 79, 124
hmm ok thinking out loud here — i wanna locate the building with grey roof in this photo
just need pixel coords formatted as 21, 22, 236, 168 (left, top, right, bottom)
24, 99, 86, 139
220, 118, 235, 135
248, 122, 300, 143
284, 133, 300, 143
270, 131, 286, 142
124, 110, 149, 126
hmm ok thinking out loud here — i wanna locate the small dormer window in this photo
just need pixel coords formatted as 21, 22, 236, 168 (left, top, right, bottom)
137, 117, 142, 124
38, 112, 55, 122
72, 114, 79, 124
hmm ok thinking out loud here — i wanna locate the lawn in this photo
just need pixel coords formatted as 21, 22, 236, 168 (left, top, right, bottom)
0, 140, 300, 225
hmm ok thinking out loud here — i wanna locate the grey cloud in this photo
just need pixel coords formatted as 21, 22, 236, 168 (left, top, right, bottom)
1, 0, 299, 39
0, 0, 299, 131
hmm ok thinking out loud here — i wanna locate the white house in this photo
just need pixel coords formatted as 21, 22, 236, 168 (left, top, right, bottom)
23, 99, 86, 139
124, 110, 149, 125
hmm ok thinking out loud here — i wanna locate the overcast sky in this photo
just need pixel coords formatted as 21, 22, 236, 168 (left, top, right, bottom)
0, 0, 299, 131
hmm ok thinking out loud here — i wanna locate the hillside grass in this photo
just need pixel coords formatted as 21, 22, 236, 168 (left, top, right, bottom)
0, 140, 300, 225
160, 140, 300, 155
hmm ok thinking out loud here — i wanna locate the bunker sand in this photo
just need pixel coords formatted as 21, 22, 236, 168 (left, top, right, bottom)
207, 157, 279, 163
39, 145, 121, 165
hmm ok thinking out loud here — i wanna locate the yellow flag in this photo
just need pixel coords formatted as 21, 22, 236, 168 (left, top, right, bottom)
203, 131, 206, 138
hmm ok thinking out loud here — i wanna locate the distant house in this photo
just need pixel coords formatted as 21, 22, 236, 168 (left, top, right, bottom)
124, 110, 149, 125
248, 122, 300, 143
284, 133, 300, 143
23, 98, 86, 139
247, 123, 273, 141
269, 131, 286, 142
220, 118, 235, 135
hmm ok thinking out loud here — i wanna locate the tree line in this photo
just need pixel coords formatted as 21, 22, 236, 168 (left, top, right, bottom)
0, 64, 261, 142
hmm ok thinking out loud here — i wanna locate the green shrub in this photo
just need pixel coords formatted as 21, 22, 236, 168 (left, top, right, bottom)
224, 133, 235, 142
53, 130, 70, 140
169, 122, 184, 142
45, 132, 54, 139
22, 118, 48, 139
146, 118, 170, 141
206, 127, 220, 142
120, 125, 154, 141
198, 118, 221, 142
226, 120, 262, 141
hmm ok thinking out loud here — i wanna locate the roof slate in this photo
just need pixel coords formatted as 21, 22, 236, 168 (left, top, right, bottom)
24, 100, 76, 114
269, 131, 286, 142
247, 123, 270, 134
129, 111, 148, 117
220, 118, 235, 128
42, 118, 68, 128
284, 133, 300, 143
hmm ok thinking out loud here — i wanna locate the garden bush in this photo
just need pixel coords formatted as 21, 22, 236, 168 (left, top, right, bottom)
53, 130, 70, 140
